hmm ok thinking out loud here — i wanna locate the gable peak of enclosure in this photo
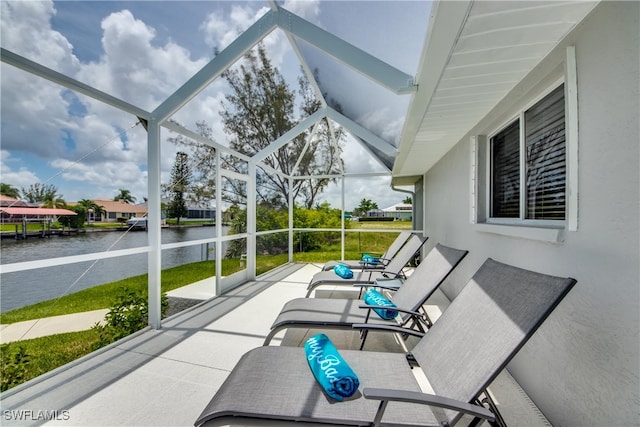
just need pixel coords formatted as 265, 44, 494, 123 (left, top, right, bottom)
154, 2, 428, 175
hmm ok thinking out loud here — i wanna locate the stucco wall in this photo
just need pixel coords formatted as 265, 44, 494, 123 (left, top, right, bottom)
421, 2, 639, 425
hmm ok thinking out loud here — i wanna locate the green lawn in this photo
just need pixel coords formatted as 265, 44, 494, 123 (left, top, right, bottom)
1, 330, 102, 391
0, 260, 240, 324
293, 225, 409, 263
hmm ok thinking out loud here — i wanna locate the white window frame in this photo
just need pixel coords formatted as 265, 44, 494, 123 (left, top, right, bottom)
487, 80, 566, 227
470, 46, 579, 242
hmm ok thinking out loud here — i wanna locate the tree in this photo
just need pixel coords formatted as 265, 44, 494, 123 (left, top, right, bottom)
58, 205, 86, 229
77, 199, 106, 223
114, 189, 136, 204
0, 183, 20, 198
403, 196, 412, 204
221, 44, 343, 208
166, 120, 217, 208
21, 183, 65, 207
41, 194, 67, 209
166, 152, 191, 225
354, 198, 378, 217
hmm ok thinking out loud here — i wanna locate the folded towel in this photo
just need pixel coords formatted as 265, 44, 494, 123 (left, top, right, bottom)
304, 333, 360, 401
361, 254, 380, 265
333, 263, 354, 279
363, 288, 398, 320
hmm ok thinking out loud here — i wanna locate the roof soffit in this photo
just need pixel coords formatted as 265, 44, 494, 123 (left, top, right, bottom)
394, 0, 599, 178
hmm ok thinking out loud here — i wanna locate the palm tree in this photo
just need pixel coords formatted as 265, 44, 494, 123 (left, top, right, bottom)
0, 183, 20, 198
77, 199, 106, 223
40, 194, 67, 209
114, 189, 136, 204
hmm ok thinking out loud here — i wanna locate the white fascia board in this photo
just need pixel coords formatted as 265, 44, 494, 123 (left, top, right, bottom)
1, 48, 151, 120
326, 107, 397, 159
274, 7, 416, 95
250, 107, 327, 164
152, 10, 278, 122
394, 0, 473, 175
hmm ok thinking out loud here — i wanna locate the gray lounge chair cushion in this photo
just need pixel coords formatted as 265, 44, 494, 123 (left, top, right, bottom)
307, 269, 384, 287
414, 259, 576, 424
196, 346, 441, 426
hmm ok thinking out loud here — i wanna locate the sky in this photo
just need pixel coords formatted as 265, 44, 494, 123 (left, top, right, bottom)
0, 0, 430, 212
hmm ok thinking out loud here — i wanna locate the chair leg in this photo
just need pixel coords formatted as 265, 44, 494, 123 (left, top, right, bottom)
473, 391, 507, 427
359, 330, 369, 350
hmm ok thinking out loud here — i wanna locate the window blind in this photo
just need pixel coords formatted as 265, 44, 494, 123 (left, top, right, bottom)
525, 85, 566, 220
491, 120, 520, 218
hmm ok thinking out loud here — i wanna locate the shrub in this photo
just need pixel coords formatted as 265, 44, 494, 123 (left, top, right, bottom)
92, 287, 168, 348
1, 345, 31, 392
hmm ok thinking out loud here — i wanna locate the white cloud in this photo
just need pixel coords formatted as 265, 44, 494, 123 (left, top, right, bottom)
200, 4, 267, 52
283, 0, 320, 21
0, 1, 80, 74
76, 9, 208, 111
0, 151, 40, 188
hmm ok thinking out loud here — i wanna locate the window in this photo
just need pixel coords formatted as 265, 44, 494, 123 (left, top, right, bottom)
490, 84, 566, 223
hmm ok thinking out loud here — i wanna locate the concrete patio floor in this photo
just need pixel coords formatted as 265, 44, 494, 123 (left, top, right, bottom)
0, 262, 550, 426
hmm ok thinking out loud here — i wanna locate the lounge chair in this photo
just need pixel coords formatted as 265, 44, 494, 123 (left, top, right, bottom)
321, 231, 413, 271
305, 234, 427, 297
195, 259, 576, 427
263, 243, 468, 348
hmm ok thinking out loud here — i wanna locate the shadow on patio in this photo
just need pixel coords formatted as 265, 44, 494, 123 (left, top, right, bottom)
1, 262, 550, 427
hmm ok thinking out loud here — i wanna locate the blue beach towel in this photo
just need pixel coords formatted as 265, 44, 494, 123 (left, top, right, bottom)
361, 254, 380, 265
363, 288, 398, 320
304, 333, 360, 401
333, 263, 354, 279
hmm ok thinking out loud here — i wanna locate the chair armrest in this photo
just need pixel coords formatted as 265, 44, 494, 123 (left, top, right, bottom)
358, 251, 384, 257
363, 388, 495, 425
351, 323, 425, 338
358, 304, 422, 318
374, 278, 404, 291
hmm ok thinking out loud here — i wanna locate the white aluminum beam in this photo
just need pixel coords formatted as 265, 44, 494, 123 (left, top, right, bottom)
258, 162, 290, 180
251, 108, 327, 163
1, 48, 151, 119
147, 118, 162, 329
291, 121, 321, 175
291, 172, 389, 180
326, 119, 345, 174
274, 7, 416, 95
288, 176, 294, 263
326, 107, 397, 158
247, 164, 257, 280
152, 10, 278, 122
0, 247, 149, 274
162, 120, 251, 162
220, 168, 250, 183
215, 150, 222, 295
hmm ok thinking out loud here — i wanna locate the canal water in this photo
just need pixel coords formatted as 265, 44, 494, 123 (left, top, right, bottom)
0, 226, 228, 312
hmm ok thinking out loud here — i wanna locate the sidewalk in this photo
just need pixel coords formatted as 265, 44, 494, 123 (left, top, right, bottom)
0, 310, 109, 344
0, 279, 215, 344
